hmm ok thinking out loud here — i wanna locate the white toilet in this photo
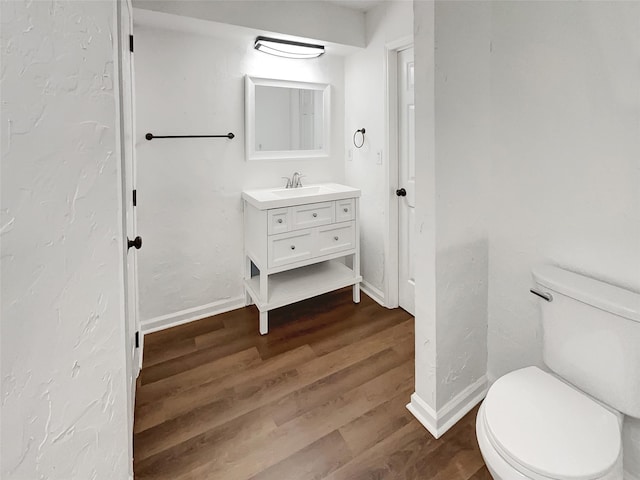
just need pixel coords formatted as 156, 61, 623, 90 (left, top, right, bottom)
477, 265, 640, 480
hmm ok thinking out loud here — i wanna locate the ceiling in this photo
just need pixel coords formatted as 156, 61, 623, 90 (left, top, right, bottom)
326, 0, 387, 13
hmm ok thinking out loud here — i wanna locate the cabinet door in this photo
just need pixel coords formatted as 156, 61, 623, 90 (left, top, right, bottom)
290, 202, 335, 230
316, 222, 355, 257
268, 229, 314, 267
335, 199, 355, 222
268, 208, 290, 235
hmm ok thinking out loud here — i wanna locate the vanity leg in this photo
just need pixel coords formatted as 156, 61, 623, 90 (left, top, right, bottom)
244, 256, 254, 306
259, 271, 269, 334
352, 206, 361, 304
259, 269, 268, 303
259, 310, 268, 335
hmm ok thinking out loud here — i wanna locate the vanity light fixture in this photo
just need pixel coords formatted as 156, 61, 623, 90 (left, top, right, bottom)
254, 36, 325, 59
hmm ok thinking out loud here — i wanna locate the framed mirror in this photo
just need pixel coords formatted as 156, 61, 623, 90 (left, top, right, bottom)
245, 76, 330, 161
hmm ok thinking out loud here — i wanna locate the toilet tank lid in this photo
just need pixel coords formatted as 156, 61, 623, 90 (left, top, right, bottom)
532, 265, 640, 323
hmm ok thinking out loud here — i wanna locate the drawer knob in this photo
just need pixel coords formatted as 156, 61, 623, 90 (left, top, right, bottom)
290, 245, 296, 250
277, 218, 283, 224
343, 208, 348, 212
334, 236, 339, 241
312, 213, 318, 218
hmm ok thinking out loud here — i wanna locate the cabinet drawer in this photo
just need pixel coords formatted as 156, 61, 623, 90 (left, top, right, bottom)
335, 199, 355, 222
269, 230, 314, 267
291, 202, 334, 230
317, 222, 355, 257
268, 208, 290, 235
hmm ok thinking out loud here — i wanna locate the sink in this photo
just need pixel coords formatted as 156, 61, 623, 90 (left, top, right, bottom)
242, 183, 361, 210
271, 186, 332, 198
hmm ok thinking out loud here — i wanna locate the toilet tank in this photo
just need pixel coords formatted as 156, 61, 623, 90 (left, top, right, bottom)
532, 265, 640, 418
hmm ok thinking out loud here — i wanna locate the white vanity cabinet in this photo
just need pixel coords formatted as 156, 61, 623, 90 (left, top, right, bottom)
242, 184, 361, 334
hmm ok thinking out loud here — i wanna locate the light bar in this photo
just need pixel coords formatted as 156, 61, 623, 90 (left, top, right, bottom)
254, 36, 325, 59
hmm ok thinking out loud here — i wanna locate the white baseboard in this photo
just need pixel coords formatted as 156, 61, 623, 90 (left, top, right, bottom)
360, 280, 386, 307
141, 296, 246, 334
406, 375, 487, 439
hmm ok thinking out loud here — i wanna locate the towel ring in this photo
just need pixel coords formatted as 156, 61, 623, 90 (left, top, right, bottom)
353, 128, 366, 148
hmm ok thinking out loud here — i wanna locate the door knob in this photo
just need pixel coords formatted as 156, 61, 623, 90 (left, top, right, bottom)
128, 236, 142, 250
396, 188, 407, 197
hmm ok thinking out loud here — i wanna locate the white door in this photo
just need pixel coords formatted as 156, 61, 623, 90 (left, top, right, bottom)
121, 0, 141, 380
397, 47, 415, 315
118, 0, 140, 471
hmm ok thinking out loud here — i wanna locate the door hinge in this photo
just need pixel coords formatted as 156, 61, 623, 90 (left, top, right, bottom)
135, 331, 140, 348
129, 34, 134, 53
132, 189, 137, 207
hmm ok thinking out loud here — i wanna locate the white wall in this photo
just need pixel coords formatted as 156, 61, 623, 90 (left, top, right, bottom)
487, 0, 640, 382
134, 17, 345, 328
410, 0, 490, 437
344, 0, 413, 302
412, 0, 438, 415
412, 0, 640, 455
433, 0, 490, 409
486, 2, 640, 473
133, 0, 366, 48
1, 1, 131, 478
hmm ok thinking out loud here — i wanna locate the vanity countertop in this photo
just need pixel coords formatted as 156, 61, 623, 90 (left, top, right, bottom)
242, 183, 361, 210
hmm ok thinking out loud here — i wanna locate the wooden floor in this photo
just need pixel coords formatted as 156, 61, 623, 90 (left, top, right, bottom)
134, 289, 490, 480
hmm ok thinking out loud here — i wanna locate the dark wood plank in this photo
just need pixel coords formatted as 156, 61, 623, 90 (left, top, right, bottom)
177, 360, 415, 480
247, 430, 352, 480
141, 336, 197, 368
140, 334, 258, 384
144, 314, 224, 348
135, 346, 261, 408
135, 406, 277, 479
309, 304, 410, 356
134, 345, 317, 459
269, 346, 411, 426
134, 289, 487, 480
469, 466, 493, 480
338, 386, 415, 457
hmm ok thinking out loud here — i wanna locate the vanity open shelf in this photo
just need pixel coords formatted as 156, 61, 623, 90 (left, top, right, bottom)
242, 183, 362, 334
245, 260, 358, 311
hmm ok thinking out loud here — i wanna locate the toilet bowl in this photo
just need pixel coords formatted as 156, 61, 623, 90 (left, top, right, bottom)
476, 265, 640, 480
477, 367, 623, 480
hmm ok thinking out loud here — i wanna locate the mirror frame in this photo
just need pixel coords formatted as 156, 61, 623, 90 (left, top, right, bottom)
245, 75, 331, 161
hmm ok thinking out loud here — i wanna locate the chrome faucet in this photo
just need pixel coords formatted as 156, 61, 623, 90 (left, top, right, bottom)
282, 172, 304, 188
291, 172, 303, 188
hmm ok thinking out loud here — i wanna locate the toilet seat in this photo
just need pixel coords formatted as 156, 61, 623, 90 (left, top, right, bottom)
482, 367, 621, 480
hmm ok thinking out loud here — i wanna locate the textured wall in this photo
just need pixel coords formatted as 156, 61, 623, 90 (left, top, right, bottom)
487, 0, 640, 381
134, 19, 345, 325
412, 0, 437, 406
344, 0, 413, 299
433, 0, 490, 408
486, 2, 640, 473
412, 0, 490, 416
414, 0, 640, 421
1, 1, 131, 478
415, 0, 640, 462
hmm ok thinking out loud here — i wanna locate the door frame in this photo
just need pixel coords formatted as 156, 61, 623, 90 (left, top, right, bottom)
384, 36, 413, 309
